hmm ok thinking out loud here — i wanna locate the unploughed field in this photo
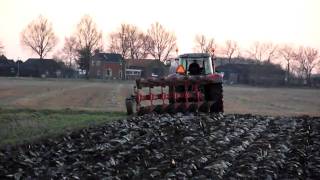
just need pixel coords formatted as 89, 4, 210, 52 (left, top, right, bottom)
0, 77, 319, 116
0, 77, 320, 179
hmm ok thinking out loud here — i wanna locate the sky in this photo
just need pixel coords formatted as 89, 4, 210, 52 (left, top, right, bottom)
0, 0, 319, 60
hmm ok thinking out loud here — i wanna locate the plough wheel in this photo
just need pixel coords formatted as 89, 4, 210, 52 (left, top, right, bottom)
125, 97, 135, 115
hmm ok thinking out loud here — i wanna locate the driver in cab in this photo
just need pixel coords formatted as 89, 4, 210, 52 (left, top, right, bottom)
188, 60, 201, 75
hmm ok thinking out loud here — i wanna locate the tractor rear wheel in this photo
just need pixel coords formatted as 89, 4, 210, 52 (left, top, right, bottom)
169, 85, 174, 104
204, 83, 223, 113
169, 85, 185, 104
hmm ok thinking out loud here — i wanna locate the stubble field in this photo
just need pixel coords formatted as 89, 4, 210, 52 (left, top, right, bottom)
0, 77, 319, 116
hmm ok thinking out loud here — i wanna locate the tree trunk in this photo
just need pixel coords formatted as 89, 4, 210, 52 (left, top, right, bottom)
122, 59, 126, 80
307, 72, 312, 87
286, 62, 290, 84
86, 56, 91, 79
85, 70, 89, 79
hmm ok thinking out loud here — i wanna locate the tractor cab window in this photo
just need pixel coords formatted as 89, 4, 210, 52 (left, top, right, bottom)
179, 57, 213, 75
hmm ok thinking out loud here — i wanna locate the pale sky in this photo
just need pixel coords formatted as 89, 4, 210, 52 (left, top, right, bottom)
0, 0, 319, 60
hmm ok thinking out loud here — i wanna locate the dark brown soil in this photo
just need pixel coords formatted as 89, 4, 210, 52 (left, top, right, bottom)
1, 113, 319, 179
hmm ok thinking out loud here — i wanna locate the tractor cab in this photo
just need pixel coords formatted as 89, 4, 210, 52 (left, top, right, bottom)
176, 53, 214, 75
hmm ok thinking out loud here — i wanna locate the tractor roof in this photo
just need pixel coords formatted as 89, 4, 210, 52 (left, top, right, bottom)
179, 53, 210, 59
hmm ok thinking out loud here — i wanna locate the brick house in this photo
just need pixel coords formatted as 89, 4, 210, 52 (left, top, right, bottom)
89, 53, 123, 79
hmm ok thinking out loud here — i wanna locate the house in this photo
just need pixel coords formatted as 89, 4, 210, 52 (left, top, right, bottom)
215, 57, 257, 66
1, 56, 75, 78
0, 55, 16, 76
311, 74, 320, 87
125, 59, 169, 79
89, 53, 123, 79
216, 62, 286, 86
20, 58, 65, 78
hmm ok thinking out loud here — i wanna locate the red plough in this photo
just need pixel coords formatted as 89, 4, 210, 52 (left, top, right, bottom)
126, 53, 224, 115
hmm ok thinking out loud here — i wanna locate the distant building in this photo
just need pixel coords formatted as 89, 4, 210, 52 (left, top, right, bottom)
20, 58, 65, 78
216, 63, 286, 86
1, 56, 76, 78
89, 53, 123, 79
126, 59, 169, 79
311, 74, 320, 87
0, 55, 16, 76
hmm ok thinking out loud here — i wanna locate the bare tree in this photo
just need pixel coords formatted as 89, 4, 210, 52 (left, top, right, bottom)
109, 32, 123, 54
293, 46, 319, 85
248, 42, 277, 63
127, 25, 139, 59
108, 24, 133, 80
147, 22, 177, 62
52, 51, 64, 62
248, 41, 262, 61
20, 15, 58, 59
75, 15, 103, 52
194, 34, 216, 57
302, 47, 319, 85
74, 15, 103, 77
223, 40, 239, 63
109, 24, 151, 60
194, 34, 207, 53
109, 24, 130, 59
264, 43, 278, 63
127, 27, 152, 60
133, 33, 153, 59
278, 45, 294, 83
109, 24, 153, 79
291, 62, 304, 80
62, 36, 77, 68
127, 32, 152, 60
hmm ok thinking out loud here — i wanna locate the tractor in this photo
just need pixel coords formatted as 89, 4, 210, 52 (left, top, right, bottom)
125, 53, 223, 115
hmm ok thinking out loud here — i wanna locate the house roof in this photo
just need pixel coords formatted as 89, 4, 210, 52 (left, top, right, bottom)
0, 55, 8, 61
24, 58, 57, 64
25, 58, 55, 61
0, 60, 15, 65
179, 53, 210, 58
23, 58, 62, 70
217, 63, 285, 75
0, 55, 16, 66
93, 53, 123, 63
126, 59, 155, 68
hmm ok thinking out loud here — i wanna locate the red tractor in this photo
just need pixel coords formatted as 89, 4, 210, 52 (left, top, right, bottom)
126, 53, 223, 115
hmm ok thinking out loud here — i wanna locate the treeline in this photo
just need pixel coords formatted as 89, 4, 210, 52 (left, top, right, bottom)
0, 15, 319, 84
16, 15, 177, 79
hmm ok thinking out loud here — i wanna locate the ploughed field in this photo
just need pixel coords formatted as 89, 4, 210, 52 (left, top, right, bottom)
1, 113, 319, 179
